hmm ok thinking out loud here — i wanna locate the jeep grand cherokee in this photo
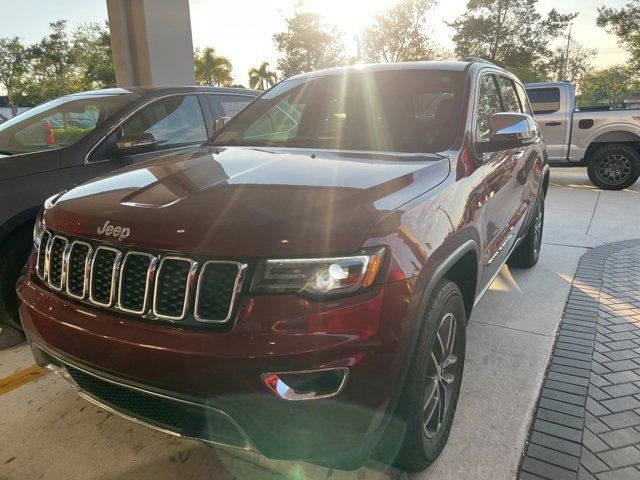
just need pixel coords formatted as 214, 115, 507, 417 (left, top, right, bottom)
18, 60, 549, 472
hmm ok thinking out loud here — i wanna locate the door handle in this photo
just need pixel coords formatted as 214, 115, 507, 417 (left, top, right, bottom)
545, 121, 561, 126
505, 151, 524, 171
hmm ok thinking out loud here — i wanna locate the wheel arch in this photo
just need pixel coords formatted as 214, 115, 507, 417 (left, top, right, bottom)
584, 128, 640, 161
542, 165, 550, 196
420, 240, 479, 322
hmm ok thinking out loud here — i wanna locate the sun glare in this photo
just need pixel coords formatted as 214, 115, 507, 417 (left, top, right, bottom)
298, 0, 406, 37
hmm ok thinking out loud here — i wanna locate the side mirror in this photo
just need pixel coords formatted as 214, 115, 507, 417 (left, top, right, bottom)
115, 132, 157, 155
477, 113, 537, 153
213, 116, 231, 134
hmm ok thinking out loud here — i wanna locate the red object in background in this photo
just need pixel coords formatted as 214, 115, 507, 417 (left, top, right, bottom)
43, 121, 55, 145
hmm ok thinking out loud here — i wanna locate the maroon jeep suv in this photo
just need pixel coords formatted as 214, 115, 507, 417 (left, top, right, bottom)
18, 60, 549, 471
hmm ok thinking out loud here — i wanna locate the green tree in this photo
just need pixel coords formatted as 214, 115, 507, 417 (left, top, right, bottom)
597, 1, 640, 69
72, 22, 116, 89
0, 37, 28, 115
248, 61, 277, 90
576, 66, 640, 108
449, 0, 577, 82
362, 0, 443, 63
1, 21, 116, 107
273, 12, 345, 78
194, 47, 233, 86
548, 40, 596, 83
23, 20, 79, 104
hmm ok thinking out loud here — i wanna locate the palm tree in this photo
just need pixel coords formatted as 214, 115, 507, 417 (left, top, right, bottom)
248, 62, 277, 90
194, 47, 233, 86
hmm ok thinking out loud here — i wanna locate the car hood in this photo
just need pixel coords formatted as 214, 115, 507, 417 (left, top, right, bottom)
45, 146, 449, 257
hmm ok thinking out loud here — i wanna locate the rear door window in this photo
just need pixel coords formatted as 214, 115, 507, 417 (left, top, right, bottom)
526, 88, 561, 114
206, 94, 254, 120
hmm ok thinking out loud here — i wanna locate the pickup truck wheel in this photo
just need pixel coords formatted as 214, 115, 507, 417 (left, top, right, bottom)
587, 144, 640, 190
507, 191, 544, 269
392, 280, 466, 472
0, 223, 34, 330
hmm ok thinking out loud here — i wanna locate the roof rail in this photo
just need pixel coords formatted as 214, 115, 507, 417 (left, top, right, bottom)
464, 57, 498, 67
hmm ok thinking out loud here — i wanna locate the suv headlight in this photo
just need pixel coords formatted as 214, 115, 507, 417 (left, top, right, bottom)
252, 248, 385, 297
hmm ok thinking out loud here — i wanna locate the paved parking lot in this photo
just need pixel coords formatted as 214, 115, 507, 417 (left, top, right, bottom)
0, 168, 638, 480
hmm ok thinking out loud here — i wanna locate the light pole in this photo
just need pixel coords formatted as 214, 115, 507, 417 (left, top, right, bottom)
563, 23, 573, 81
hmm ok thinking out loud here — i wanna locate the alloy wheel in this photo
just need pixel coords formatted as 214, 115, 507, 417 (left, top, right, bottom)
598, 154, 632, 186
423, 312, 458, 439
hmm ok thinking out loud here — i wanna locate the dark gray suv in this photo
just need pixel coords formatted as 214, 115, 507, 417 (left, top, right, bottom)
0, 86, 258, 328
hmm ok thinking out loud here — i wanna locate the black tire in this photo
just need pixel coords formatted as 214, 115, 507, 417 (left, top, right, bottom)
507, 191, 544, 269
0, 223, 34, 330
392, 280, 467, 472
587, 144, 640, 190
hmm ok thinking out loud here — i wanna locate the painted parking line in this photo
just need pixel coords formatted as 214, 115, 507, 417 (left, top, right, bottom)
0, 365, 48, 396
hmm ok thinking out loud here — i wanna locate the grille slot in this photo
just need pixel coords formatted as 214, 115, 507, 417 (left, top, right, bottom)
195, 262, 245, 323
119, 252, 155, 314
37, 231, 51, 280
90, 247, 120, 306
66, 242, 91, 299
47, 236, 68, 291
153, 257, 195, 320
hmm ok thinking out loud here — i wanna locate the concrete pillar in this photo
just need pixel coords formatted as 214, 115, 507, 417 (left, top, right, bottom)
106, 0, 196, 87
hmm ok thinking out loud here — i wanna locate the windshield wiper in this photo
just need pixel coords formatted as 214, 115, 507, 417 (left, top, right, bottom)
0, 150, 14, 156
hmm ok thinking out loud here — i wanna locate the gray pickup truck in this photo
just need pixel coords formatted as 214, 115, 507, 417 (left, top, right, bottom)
526, 81, 640, 190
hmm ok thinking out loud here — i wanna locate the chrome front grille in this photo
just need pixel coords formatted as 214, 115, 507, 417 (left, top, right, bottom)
36, 230, 247, 325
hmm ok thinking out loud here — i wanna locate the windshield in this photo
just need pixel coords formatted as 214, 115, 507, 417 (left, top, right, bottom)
0, 93, 139, 155
211, 69, 465, 153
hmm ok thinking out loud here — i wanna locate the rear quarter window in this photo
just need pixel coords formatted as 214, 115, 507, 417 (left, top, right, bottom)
526, 88, 561, 115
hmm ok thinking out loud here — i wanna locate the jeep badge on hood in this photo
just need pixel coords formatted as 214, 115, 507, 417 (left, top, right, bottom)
97, 220, 130, 241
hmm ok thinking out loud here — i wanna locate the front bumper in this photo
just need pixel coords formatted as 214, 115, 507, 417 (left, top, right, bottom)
18, 261, 416, 468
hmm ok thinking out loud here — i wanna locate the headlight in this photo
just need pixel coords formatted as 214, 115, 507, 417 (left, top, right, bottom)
33, 210, 45, 248
253, 248, 385, 297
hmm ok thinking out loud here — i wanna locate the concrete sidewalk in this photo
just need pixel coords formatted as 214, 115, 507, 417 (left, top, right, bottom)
0, 169, 638, 480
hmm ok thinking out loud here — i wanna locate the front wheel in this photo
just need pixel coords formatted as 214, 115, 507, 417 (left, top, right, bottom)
392, 280, 467, 472
587, 144, 640, 190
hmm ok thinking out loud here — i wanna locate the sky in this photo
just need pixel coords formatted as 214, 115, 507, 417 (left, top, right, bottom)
0, 0, 631, 86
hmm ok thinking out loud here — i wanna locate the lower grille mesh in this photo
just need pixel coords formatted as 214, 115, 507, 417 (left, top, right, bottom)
65, 365, 247, 447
